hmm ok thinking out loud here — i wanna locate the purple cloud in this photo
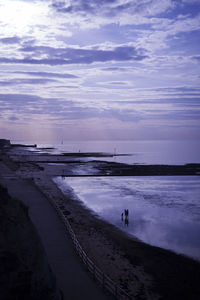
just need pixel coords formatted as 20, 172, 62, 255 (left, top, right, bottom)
192, 55, 200, 62
51, 0, 174, 17
9, 116, 19, 121
102, 67, 127, 71
1, 90, 199, 124
0, 36, 21, 44
51, 0, 117, 14
0, 92, 143, 122
0, 45, 148, 65
13, 71, 78, 78
109, 81, 127, 85
0, 78, 57, 86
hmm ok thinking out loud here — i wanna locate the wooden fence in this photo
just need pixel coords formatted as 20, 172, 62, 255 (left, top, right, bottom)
48, 197, 132, 300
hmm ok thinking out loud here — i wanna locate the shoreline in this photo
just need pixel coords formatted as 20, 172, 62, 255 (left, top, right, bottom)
8, 143, 200, 176
1, 144, 200, 299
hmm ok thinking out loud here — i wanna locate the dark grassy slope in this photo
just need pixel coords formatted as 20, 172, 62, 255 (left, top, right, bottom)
0, 185, 61, 300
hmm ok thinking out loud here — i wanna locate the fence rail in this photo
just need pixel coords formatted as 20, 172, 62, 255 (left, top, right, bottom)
47, 195, 132, 300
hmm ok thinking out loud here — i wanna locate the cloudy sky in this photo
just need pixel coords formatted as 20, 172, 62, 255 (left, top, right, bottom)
0, 0, 200, 141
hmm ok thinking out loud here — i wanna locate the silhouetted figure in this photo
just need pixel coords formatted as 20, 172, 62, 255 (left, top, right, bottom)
123, 209, 129, 226
125, 217, 129, 227
124, 209, 129, 218
121, 212, 124, 221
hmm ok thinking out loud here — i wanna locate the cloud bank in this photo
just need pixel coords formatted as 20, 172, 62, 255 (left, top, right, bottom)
0, 0, 199, 141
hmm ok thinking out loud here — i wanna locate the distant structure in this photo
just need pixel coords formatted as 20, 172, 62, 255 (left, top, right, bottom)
0, 139, 10, 147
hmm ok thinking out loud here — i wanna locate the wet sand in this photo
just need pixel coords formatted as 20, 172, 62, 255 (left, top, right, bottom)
1, 145, 200, 299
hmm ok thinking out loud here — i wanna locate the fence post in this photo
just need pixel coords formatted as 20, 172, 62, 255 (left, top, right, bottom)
85, 254, 88, 268
102, 273, 105, 289
115, 285, 118, 299
93, 264, 96, 280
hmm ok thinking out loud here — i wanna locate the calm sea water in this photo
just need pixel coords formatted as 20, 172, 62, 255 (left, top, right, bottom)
54, 176, 200, 261
14, 140, 200, 165
14, 139, 200, 259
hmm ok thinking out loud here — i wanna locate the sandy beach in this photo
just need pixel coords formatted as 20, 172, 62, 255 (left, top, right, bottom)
1, 144, 200, 299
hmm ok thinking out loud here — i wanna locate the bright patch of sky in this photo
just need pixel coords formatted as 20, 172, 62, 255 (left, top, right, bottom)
0, 0, 199, 141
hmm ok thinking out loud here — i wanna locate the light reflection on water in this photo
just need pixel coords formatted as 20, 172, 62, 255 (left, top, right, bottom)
54, 176, 200, 261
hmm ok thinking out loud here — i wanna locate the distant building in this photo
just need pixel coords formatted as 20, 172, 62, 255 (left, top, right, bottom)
0, 139, 11, 147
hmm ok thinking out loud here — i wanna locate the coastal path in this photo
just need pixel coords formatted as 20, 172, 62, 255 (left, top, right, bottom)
0, 159, 111, 300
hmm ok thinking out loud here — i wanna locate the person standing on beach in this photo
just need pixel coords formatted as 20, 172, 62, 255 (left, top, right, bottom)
123, 209, 129, 226
121, 212, 124, 221
124, 209, 129, 218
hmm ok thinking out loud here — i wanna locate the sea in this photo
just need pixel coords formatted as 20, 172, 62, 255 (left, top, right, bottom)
13, 139, 200, 260
15, 139, 200, 165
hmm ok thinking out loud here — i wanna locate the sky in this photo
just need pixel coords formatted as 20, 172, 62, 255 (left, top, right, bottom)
0, 0, 200, 142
